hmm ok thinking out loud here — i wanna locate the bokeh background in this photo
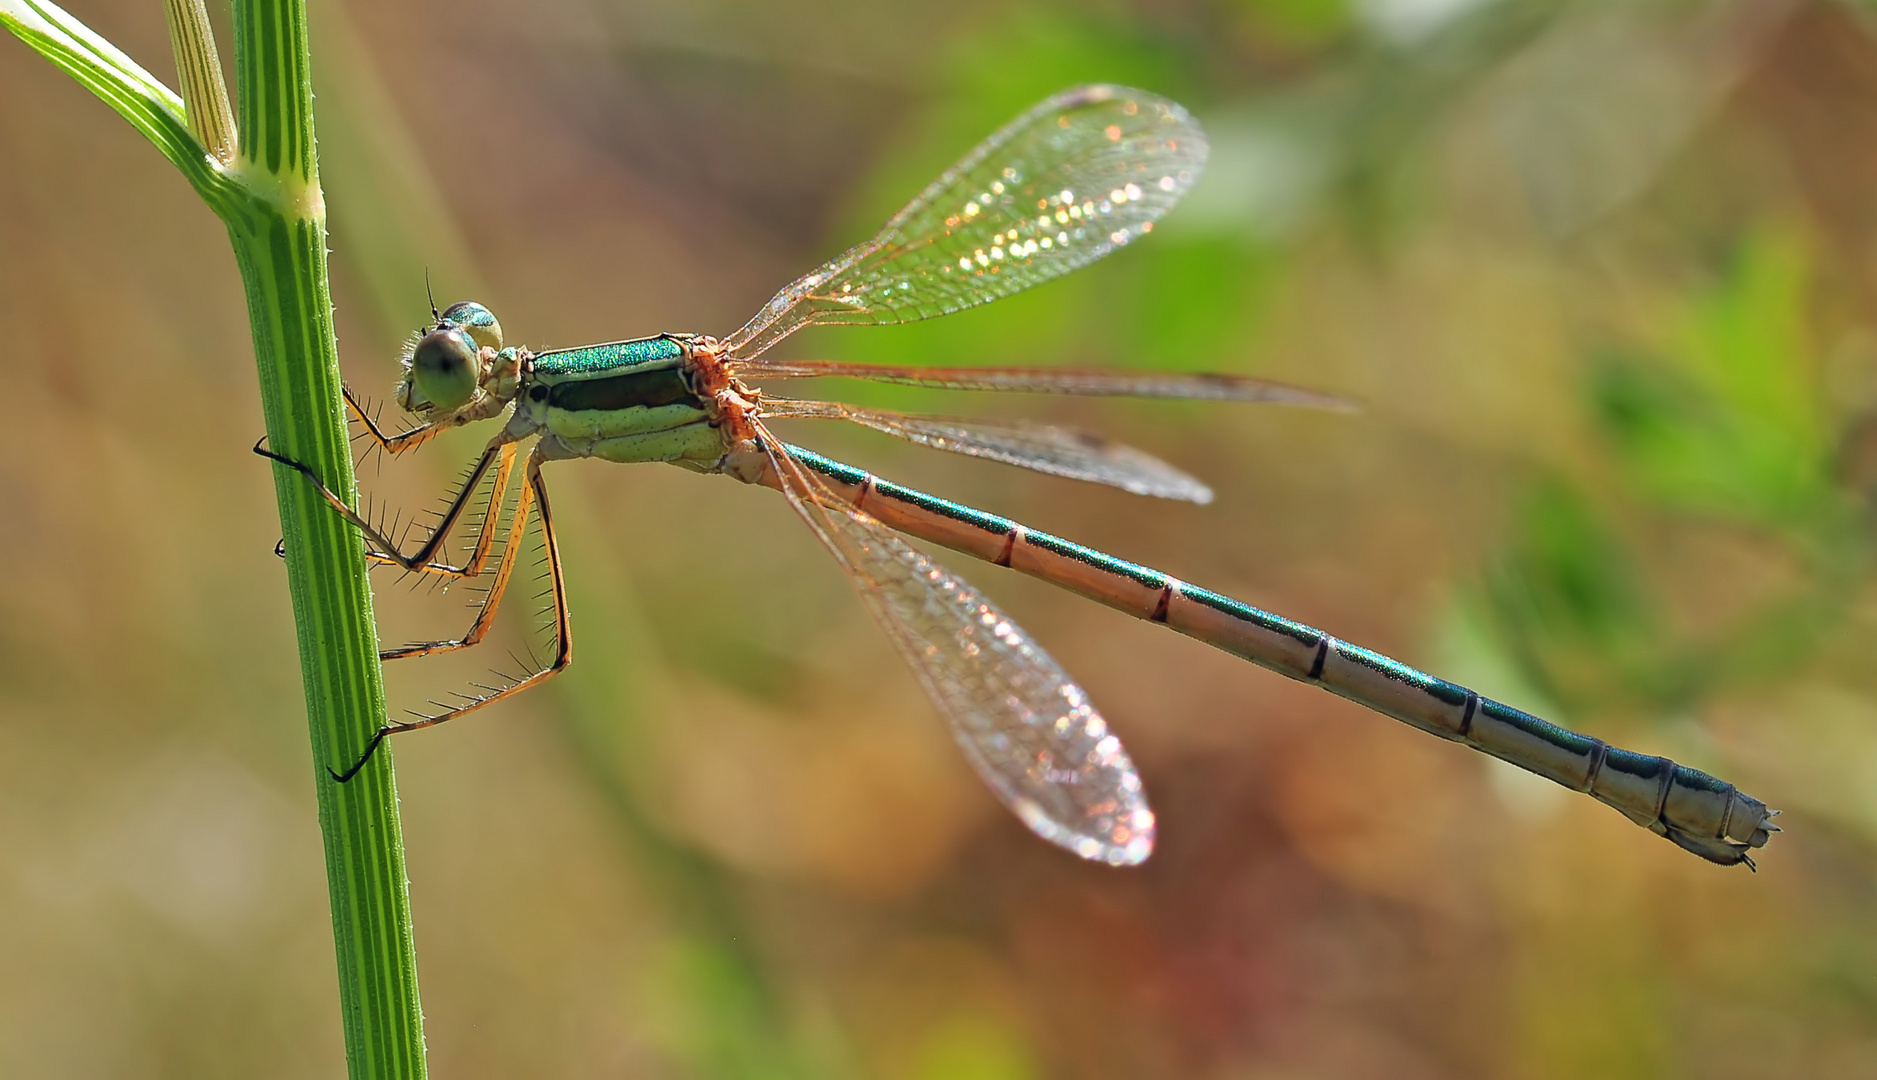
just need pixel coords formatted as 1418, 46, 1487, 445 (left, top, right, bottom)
6, 0, 1877, 1075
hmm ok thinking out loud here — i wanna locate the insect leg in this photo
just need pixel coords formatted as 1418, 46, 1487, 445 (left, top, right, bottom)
256, 434, 514, 572
328, 449, 572, 782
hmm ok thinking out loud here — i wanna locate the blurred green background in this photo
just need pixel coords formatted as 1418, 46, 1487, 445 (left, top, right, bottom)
6, 0, 1877, 1075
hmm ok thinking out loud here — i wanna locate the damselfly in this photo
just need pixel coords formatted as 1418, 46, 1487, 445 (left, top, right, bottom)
261, 85, 1776, 867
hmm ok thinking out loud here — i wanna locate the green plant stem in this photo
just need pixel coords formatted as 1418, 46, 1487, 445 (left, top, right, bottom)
161, 0, 234, 162
3, 0, 428, 1075
229, 202, 427, 1078
226, 1, 427, 1073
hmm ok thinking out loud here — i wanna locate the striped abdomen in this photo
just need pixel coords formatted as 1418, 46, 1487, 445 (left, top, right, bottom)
767, 444, 1776, 866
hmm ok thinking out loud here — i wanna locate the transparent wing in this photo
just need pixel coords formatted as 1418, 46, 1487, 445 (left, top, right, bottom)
762, 397, 1213, 503
756, 426, 1155, 864
737, 359, 1356, 410
724, 85, 1207, 360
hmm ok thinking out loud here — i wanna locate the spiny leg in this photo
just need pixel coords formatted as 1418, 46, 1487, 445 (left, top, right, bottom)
330, 451, 573, 782
357, 438, 518, 583
343, 383, 441, 456
378, 456, 537, 662
266, 432, 535, 674
455, 439, 517, 575
255, 433, 515, 572
288, 439, 519, 576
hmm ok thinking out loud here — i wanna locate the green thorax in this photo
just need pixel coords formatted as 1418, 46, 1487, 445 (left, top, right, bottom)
521, 335, 723, 465
530, 335, 687, 378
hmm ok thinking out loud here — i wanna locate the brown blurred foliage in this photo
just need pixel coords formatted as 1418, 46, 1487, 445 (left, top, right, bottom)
6, 0, 1877, 1076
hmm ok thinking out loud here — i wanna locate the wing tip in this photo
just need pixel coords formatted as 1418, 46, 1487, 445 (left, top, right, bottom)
1014, 797, 1157, 866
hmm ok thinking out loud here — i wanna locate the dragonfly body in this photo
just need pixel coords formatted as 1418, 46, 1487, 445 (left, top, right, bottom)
264, 84, 1776, 868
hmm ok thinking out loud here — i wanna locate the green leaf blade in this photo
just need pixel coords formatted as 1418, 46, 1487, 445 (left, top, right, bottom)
2, 0, 237, 208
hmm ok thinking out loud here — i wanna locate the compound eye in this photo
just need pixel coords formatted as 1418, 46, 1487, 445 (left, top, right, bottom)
439, 300, 503, 352
410, 326, 479, 411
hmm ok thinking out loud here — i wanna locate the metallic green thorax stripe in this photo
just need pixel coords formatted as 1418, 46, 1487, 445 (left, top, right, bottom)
532, 335, 685, 377
779, 443, 1746, 820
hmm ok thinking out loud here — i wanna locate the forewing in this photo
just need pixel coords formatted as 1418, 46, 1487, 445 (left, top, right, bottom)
738, 360, 1356, 410
759, 434, 1156, 864
763, 398, 1213, 503
724, 85, 1207, 360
